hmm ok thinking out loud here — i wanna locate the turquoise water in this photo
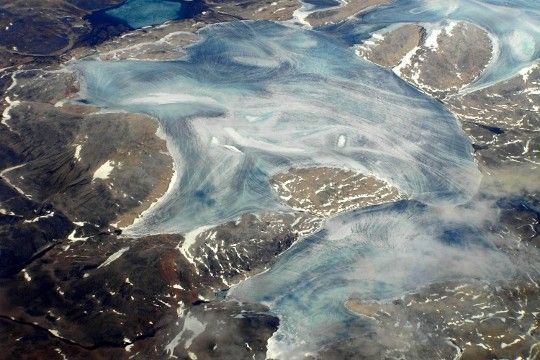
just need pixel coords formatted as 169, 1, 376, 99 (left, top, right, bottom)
102, 0, 202, 29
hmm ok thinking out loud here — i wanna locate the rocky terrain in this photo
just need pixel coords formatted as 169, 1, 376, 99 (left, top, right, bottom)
271, 167, 404, 217
0, 64, 175, 286
0, 0, 538, 359
356, 20, 539, 244
446, 63, 539, 169
180, 167, 403, 288
0, 164, 402, 358
343, 278, 540, 359
0, 0, 125, 68
305, 0, 391, 27
356, 21, 539, 170
347, 18, 540, 360
0, 0, 409, 357
0, 1, 301, 357
0, 0, 303, 71
0, 231, 280, 359
1, 68, 174, 228
357, 21, 493, 97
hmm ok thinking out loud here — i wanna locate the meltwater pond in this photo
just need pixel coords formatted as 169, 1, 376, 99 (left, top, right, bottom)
88, 0, 204, 29
76, 21, 480, 235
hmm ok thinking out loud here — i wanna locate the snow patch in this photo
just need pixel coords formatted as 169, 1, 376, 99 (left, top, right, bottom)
444, 21, 458, 36
292, 7, 311, 28
74, 145, 82, 161
24, 212, 54, 223
22, 269, 31, 282
518, 62, 539, 83
0, 163, 31, 198
424, 28, 442, 50
165, 311, 206, 355
179, 225, 214, 269
68, 229, 88, 242
97, 247, 130, 268
393, 46, 420, 77
93, 160, 115, 181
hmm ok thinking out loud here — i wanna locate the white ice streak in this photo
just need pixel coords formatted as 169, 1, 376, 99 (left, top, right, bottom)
1, 96, 21, 131
124, 92, 221, 106
97, 247, 130, 268
0, 163, 31, 198
74, 144, 82, 161
179, 225, 214, 269
23, 211, 55, 223
165, 311, 206, 356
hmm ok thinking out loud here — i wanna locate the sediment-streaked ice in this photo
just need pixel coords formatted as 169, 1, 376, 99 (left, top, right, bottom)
70, 8, 534, 359
75, 21, 479, 235
229, 200, 517, 358
328, 0, 540, 90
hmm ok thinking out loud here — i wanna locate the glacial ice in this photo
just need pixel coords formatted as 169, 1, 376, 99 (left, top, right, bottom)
76, 21, 480, 235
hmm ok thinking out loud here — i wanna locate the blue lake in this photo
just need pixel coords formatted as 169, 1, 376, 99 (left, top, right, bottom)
88, 0, 204, 30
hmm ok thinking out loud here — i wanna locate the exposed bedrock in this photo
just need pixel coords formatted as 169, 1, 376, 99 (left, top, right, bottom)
0, 2, 536, 358
357, 24, 425, 69
0, 68, 174, 228
176, 166, 404, 288
0, 67, 174, 281
0, 234, 188, 349
447, 63, 540, 169
0, 232, 278, 359
0, 195, 293, 357
356, 21, 539, 250
305, 0, 392, 28
0, 0, 302, 70
205, 0, 300, 22
353, 20, 540, 360
69, 8, 296, 63
271, 167, 404, 217
0, 0, 126, 68
356, 21, 539, 169
0, 181, 74, 277
342, 277, 540, 360
358, 21, 493, 97
87, 27, 202, 62
0, 165, 403, 357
